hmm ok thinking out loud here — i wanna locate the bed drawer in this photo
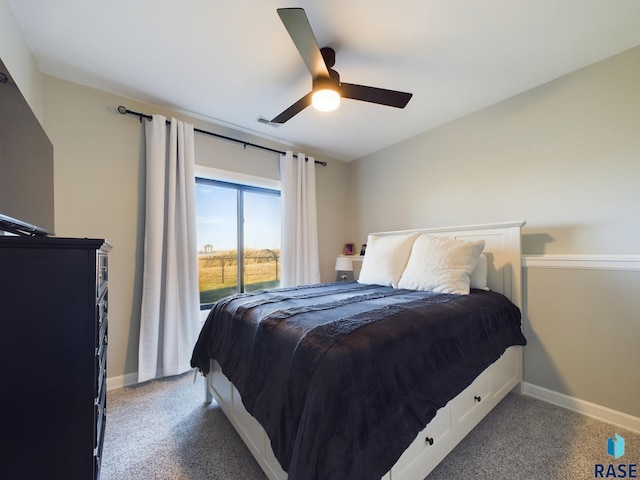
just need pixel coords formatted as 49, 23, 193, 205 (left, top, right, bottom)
209, 361, 233, 410
232, 385, 267, 457
451, 369, 491, 426
489, 346, 520, 397
265, 442, 288, 480
390, 404, 451, 480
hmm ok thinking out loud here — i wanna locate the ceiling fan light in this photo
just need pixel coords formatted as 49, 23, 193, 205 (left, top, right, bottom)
312, 88, 340, 112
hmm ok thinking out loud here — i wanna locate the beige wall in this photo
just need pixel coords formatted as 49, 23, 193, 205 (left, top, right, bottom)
41, 75, 349, 381
348, 47, 640, 418
349, 46, 640, 255
523, 266, 640, 417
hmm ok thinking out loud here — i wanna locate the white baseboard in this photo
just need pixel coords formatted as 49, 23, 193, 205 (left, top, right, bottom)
106, 372, 138, 391
522, 382, 640, 434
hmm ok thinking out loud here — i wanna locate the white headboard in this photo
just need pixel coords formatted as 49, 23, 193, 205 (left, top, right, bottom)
370, 221, 526, 308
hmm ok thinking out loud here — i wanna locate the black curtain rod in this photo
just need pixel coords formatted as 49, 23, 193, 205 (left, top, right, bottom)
117, 106, 327, 166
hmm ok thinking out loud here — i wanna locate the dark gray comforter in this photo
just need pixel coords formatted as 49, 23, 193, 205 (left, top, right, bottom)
191, 282, 526, 480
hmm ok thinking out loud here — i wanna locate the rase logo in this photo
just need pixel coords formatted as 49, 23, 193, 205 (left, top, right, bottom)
609, 434, 626, 460
594, 434, 637, 478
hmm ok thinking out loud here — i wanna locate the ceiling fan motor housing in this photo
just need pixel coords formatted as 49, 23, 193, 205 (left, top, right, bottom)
313, 73, 340, 92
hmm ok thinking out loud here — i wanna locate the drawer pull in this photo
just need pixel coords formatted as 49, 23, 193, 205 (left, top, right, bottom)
474, 395, 482, 402
425, 436, 434, 446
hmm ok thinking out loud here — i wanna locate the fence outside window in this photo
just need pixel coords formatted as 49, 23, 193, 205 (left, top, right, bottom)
198, 250, 280, 305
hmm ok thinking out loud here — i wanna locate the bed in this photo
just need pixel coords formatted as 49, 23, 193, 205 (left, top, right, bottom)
191, 221, 526, 480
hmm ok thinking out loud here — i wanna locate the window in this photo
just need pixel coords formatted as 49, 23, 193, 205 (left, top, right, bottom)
196, 177, 281, 308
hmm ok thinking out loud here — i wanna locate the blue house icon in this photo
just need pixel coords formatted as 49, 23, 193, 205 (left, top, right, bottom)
607, 434, 625, 460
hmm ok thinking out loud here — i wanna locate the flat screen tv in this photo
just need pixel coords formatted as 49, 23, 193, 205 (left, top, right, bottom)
0, 57, 54, 236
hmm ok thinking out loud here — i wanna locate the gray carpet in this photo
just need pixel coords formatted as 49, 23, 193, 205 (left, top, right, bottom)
101, 372, 639, 480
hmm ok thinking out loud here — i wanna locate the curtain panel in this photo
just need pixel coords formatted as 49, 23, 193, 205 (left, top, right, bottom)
280, 151, 321, 287
138, 115, 200, 383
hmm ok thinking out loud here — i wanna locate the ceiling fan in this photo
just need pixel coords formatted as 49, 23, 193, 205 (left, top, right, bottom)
270, 8, 413, 124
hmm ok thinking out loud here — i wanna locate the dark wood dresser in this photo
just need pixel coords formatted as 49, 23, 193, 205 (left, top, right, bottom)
0, 236, 111, 480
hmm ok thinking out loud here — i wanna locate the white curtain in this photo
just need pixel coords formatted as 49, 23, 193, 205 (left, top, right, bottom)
138, 115, 200, 383
279, 151, 321, 287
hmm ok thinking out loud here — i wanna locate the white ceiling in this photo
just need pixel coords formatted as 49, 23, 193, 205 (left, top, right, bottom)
9, 0, 640, 162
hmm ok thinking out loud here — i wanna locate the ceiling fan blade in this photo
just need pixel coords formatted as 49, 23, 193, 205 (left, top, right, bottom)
271, 92, 313, 124
277, 8, 330, 79
340, 83, 413, 108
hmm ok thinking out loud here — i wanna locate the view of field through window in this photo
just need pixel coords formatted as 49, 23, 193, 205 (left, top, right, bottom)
197, 248, 281, 304
196, 178, 281, 305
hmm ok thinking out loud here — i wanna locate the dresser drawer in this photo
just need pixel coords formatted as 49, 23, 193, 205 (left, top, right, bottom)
98, 308, 108, 350
97, 291, 108, 334
95, 381, 106, 448
96, 338, 107, 399
94, 379, 107, 478
95, 290, 108, 351
96, 252, 108, 299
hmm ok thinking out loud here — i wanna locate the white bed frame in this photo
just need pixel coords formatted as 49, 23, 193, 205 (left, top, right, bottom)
204, 221, 526, 480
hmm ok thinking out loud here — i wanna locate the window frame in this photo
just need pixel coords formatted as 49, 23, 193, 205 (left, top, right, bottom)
195, 166, 281, 311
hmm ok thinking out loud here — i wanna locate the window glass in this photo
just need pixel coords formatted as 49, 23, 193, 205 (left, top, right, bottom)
243, 189, 281, 293
196, 178, 280, 307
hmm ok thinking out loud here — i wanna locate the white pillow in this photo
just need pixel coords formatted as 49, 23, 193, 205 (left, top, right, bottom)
398, 235, 485, 294
470, 253, 489, 290
358, 232, 420, 288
